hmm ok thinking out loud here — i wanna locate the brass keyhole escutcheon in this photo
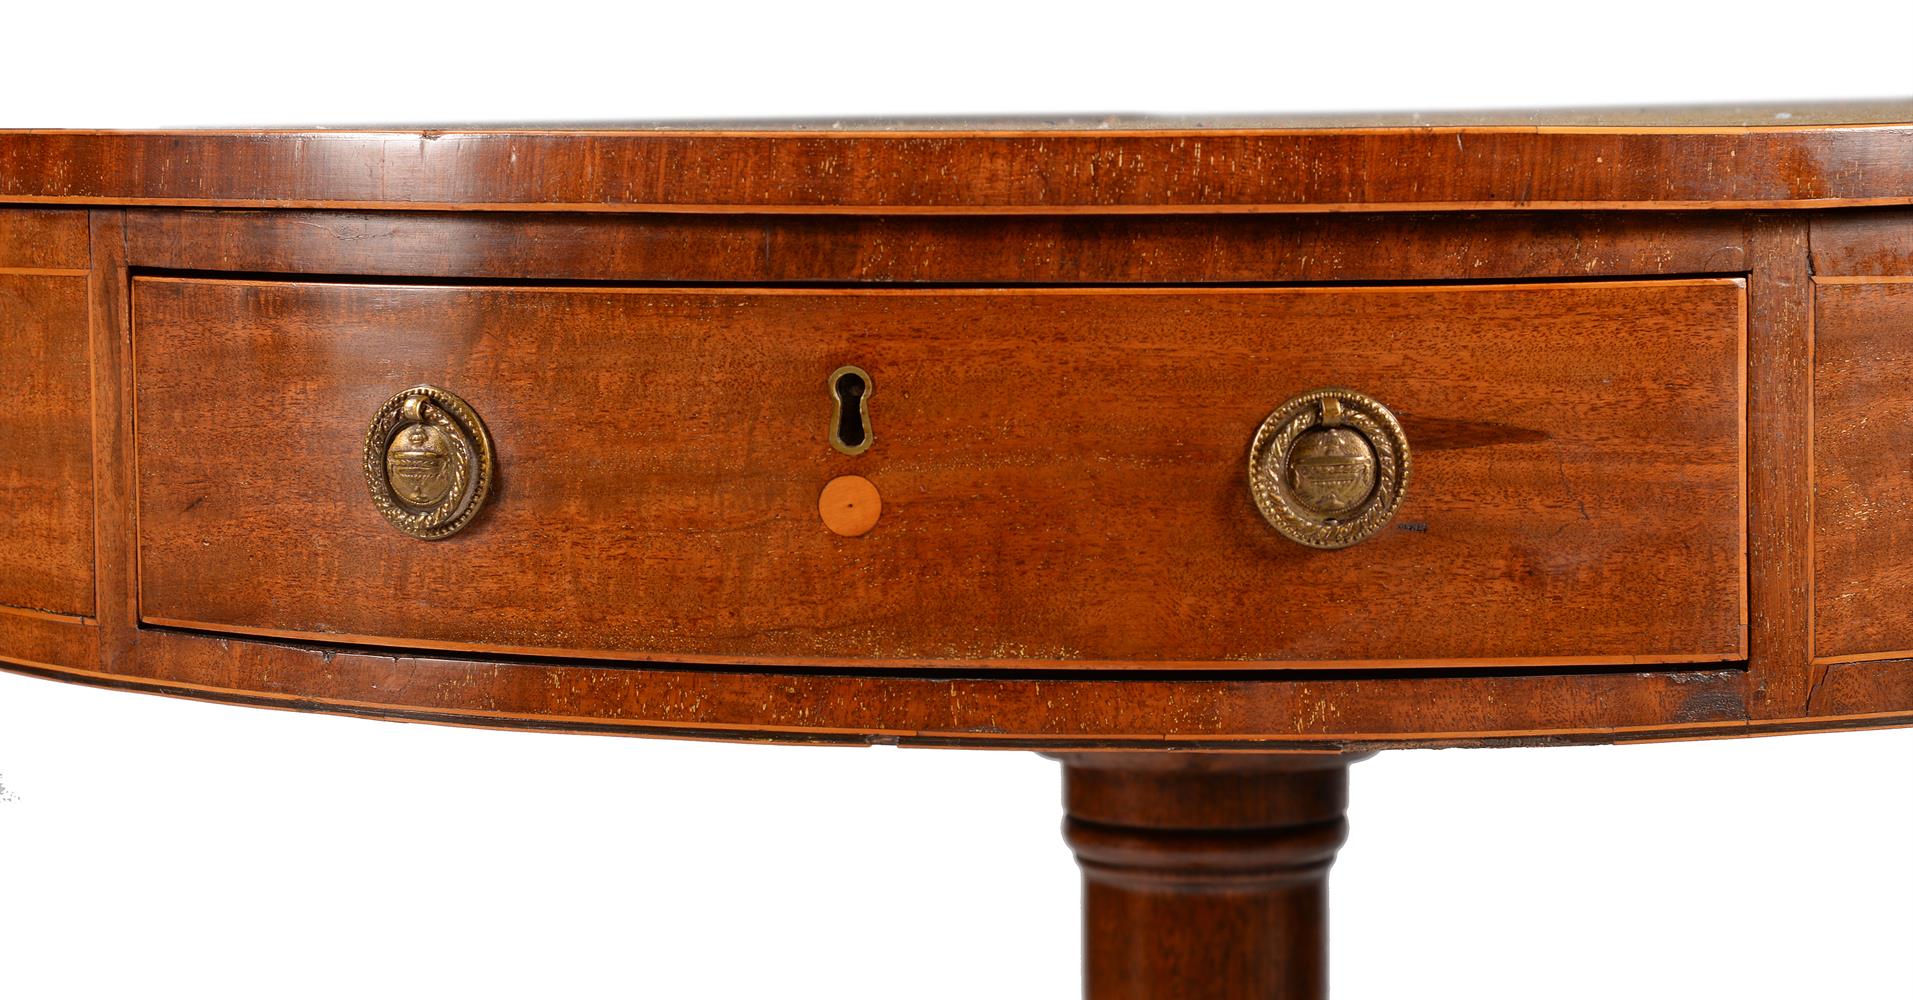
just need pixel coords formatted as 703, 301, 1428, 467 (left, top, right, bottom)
363, 385, 495, 540
1248, 388, 1410, 549
829, 365, 873, 455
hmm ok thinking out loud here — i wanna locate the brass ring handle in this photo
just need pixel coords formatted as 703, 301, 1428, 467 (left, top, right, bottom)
363, 385, 495, 540
1248, 388, 1411, 550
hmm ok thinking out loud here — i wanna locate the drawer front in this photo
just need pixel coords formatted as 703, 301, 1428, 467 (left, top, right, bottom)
1815, 280, 1913, 661
0, 271, 94, 619
132, 277, 1745, 669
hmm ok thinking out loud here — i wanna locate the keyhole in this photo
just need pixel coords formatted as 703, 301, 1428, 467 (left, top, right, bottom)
835, 373, 866, 443
829, 366, 873, 455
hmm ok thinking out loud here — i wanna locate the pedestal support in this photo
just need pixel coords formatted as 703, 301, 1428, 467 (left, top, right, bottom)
1052, 752, 1373, 1000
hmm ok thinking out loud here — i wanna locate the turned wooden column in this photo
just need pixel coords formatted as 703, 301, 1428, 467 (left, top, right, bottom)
1052, 753, 1373, 1000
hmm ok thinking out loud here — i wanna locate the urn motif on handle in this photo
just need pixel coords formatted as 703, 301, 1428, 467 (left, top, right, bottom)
363, 385, 495, 540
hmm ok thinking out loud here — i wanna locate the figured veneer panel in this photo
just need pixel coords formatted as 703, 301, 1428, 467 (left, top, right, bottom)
0, 208, 87, 270
1812, 280, 1913, 660
131, 277, 1745, 669
0, 271, 94, 617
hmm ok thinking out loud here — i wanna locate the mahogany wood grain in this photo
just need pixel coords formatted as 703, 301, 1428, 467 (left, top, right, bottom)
9, 127, 1913, 213
7, 625, 1758, 748
121, 209, 1751, 285
132, 277, 1745, 669
1745, 217, 1815, 717
1812, 280, 1913, 662
87, 211, 137, 669
1805, 213, 1913, 677
0, 266, 94, 618
1055, 753, 1368, 1000
25, 618, 1913, 744
0, 611, 95, 672
1810, 210, 1913, 276
1807, 655, 1913, 718
0, 208, 87, 270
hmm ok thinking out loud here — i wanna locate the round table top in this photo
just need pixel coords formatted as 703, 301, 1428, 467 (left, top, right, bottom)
8, 103, 1913, 213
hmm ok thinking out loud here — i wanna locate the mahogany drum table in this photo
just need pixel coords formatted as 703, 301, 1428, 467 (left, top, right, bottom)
8, 106, 1913, 997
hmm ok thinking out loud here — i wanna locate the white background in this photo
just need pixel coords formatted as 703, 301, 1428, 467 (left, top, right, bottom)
5, 3, 1913, 997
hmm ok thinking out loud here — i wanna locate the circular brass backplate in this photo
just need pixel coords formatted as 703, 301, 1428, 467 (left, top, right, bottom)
1248, 388, 1410, 550
363, 385, 494, 540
